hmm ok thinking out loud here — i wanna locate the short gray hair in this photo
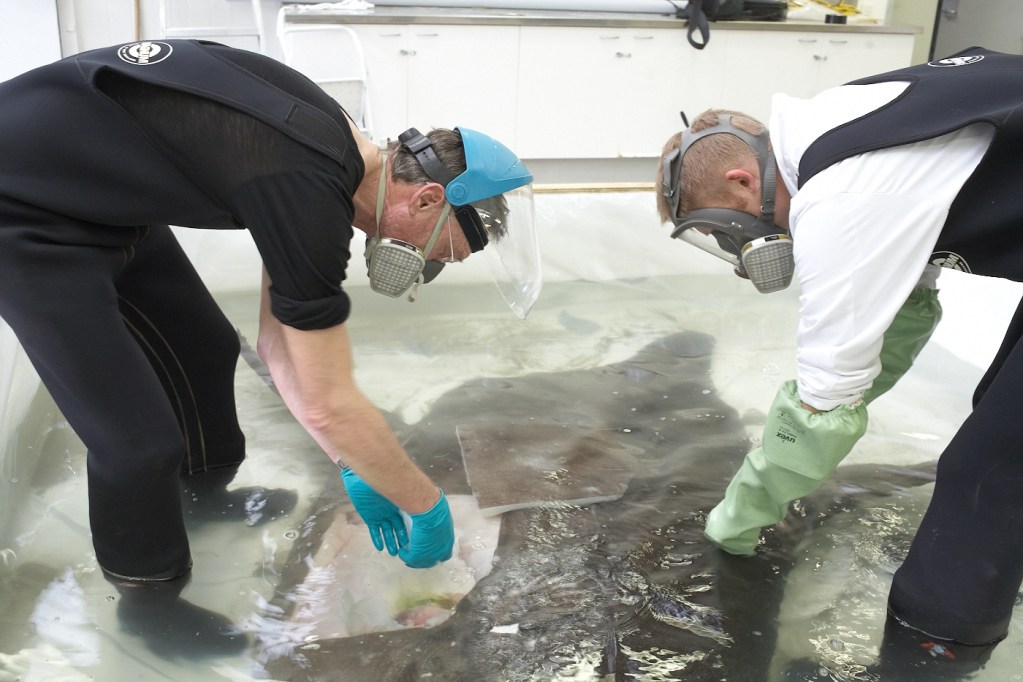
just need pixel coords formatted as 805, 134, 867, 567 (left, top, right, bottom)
388, 128, 466, 184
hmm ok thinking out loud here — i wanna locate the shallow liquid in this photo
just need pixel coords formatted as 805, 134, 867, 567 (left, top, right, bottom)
0, 274, 1020, 681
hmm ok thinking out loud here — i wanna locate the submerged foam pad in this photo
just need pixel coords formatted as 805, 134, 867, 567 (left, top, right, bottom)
457, 423, 639, 516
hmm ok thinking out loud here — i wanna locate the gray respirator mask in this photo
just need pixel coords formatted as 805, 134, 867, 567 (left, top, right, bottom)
365, 130, 491, 301
364, 199, 451, 300
661, 114, 793, 294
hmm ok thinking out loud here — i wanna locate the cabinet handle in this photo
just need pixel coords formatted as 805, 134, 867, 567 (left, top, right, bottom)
399, 49, 417, 56
634, 35, 654, 40
615, 51, 632, 58
798, 38, 818, 44
813, 54, 827, 61
599, 35, 621, 40
379, 33, 403, 38
828, 39, 849, 45
416, 33, 439, 37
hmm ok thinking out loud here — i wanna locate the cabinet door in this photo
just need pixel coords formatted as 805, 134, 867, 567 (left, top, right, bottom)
348, 24, 410, 141
718, 30, 915, 123
718, 31, 822, 121
516, 26, 723, 159
515, 26, 623, 158
616, 28, 725, 157
813, 33, 915, 90
406, 25, 520, 148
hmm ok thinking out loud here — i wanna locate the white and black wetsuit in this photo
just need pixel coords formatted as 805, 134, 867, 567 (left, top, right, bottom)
0, 40, 364, 579
781, 46, 1023, 644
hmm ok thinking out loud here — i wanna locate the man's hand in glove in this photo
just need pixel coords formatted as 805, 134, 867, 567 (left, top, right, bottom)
340, 466, 409, 556
398, 490, 455, 569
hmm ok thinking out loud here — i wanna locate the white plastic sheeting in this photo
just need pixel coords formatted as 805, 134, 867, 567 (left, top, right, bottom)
168, 188, 1023, 372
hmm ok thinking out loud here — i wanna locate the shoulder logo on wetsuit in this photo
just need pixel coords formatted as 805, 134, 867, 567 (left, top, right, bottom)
930, 251, 972, 273
117, 41, 174, 66
927, 55, 984, 68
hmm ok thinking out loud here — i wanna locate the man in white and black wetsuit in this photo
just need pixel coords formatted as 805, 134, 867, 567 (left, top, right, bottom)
0, 40, 538, 593
656, 46, 1023, 665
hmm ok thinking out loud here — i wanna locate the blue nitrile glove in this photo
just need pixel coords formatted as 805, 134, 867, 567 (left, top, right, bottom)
397, 490, 455, 569
340, 467, 409, 556
705, 380, 868, 555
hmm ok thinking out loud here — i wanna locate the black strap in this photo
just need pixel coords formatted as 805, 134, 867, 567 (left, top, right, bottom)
679, 0, 712, 50
75, 40, 350, 167
398, 127, 457, 185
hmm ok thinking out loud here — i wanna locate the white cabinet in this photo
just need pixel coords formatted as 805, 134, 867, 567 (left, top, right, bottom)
515, 26, 725, 159
323, 17, 916, 160
718, 29, 915, 123
348, 24, 519, 146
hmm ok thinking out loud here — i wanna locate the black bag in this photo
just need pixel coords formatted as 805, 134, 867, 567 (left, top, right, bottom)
677, 0, 745, 50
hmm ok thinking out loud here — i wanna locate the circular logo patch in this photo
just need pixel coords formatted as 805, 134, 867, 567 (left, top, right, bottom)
930, 251, 972, 273
927, 55, 984, 68
117, 41, 173, 65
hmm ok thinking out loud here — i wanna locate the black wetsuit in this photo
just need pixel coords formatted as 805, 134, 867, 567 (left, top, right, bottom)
801, 46, 1023, 644
0, 40, 363, 579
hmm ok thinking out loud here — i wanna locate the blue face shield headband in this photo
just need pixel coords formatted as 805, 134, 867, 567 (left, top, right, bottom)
399, 128, 490, 254
392, 127, 542, 319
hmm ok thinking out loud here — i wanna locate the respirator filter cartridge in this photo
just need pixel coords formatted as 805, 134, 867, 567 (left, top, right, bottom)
366, 239, 428, 297
741, 234, 794, 294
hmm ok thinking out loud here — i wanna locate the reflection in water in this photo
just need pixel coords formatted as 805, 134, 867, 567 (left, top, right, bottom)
111, 574, 250, 660
0, 278, 1018, 680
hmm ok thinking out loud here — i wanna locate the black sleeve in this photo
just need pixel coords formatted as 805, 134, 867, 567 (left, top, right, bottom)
234, 165, 357, 330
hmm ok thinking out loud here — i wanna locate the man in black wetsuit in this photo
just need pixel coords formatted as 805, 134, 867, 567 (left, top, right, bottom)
0, 39, 538, 595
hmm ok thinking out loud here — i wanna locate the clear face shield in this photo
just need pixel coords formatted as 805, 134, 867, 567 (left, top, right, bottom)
465, 183, 541, 319
372, 127, 540, 318
661, 115, 794, 294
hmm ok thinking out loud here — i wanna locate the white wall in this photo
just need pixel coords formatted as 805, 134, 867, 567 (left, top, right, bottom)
891, 0, 938, 64
0, 2, 62, 81
932, 0, 1023, 57
51, 0, 284, 57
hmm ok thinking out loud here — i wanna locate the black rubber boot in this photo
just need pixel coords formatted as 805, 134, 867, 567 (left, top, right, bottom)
108, 572, 250, 660
887, 574, 1013, 647
873, 612, 998, 680
181, 465, 298, 528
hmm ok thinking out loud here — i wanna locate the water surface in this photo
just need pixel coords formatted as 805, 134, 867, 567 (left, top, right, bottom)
1, 274, 1018, 681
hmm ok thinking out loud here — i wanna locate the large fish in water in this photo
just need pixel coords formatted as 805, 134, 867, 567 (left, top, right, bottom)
243, 331, 949, 681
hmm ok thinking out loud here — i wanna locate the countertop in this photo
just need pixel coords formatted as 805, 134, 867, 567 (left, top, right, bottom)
280, 4, 920, 34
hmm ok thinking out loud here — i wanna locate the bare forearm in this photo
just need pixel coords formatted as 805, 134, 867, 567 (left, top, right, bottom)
298, 393, 441, 514
257, 276, 439, 514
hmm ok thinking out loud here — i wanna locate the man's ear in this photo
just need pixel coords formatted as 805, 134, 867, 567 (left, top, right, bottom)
724, 168, 757, 190
410, 182, 447, 214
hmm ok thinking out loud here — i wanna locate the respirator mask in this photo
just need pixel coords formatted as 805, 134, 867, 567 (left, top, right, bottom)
364, 150, 454, 301
661, 114, 793, 294
366, 127, 541, 317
